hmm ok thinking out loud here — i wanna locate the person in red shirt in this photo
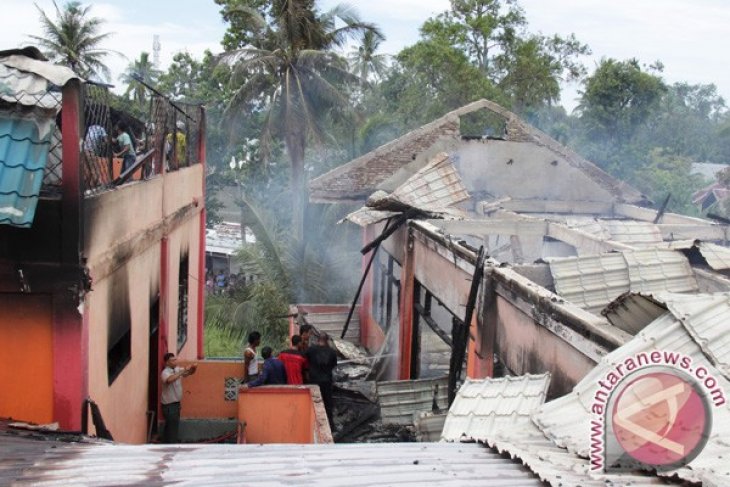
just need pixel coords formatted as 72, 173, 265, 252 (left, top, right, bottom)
279, 335, 308, 385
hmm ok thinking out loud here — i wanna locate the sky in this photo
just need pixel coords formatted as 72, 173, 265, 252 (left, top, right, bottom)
3, 0, 729, 111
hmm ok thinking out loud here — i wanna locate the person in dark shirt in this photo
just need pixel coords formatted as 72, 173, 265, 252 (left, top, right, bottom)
299, 324, 313, 349
244, 346, 286, 387
305, 332, 338, 425
279, 335, 308, 385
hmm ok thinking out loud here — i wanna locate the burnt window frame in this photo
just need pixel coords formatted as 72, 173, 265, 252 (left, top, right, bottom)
107, 271, 132, 385
371, 250, 401, 331
177, 254, 189, 352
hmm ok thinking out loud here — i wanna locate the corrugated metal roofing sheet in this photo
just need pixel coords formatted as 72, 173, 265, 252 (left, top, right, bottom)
601, 292, 667, 334
487, 420, 681, 486
414, 411, 447, 442
390, 152, 470, 211
547, 249, 698, 314
697, 242, 730, 270
0, 54, 71, 228
533, 292, 730, 484
623, 248, 699, 294
441, 374, 550, 442
0, 114, 54, 227
547, 253, 629, 313
342, 152, 469, 226
377, 376, 449, 425
341, 207, 399, 226
303, 308, 360, 344
603, 220, 663, 247
3, 437, 543, 486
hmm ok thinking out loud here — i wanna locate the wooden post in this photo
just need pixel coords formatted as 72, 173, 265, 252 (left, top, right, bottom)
398, 228, 416, 380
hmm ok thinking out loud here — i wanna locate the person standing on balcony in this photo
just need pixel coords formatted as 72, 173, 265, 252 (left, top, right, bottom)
279, 335, 308, 385
305, 333, 338, 426
243, 347, 287, 388
160, 353, 197, 443
243, 331, 262, 383
114, 122, 136, 173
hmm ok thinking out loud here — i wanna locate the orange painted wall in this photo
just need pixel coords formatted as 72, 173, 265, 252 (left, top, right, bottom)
238, 387, 314, 443
180, 360, 243, 419
0, 294, 53, 424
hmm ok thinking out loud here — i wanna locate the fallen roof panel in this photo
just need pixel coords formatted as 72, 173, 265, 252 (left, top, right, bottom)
377, 376, 449, 425
547, 249, 698, 315
533, 293, 730, 484
487, 421, 682, 486
441, 373, 550, 442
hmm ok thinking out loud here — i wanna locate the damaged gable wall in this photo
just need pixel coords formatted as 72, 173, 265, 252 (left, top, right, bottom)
310, 99, 646, 206
455, 139, 618, 203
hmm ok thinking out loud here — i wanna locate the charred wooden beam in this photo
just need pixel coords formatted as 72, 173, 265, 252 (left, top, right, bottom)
341, 217, 395, 339
360, 208, 419, 255
653, 194, 671, 224
448, 245, 485, 406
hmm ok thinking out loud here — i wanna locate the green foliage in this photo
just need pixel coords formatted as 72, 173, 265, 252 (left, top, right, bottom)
217, 0, 381, 239
348, 30, 389, 89
204, 285, 289, 358
578, 58, 666, 143
634, 149, 705, 216
119, 52, 160, 105
30, 1, 118, 81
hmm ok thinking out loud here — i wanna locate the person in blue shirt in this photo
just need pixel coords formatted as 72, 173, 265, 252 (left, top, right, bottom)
244, 346, 287, 388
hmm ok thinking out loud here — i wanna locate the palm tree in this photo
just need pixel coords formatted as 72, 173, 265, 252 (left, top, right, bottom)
348, 30, 388, 88
221, 1, 381, 240
120, 52, 160, 106
29, 1, 117, 81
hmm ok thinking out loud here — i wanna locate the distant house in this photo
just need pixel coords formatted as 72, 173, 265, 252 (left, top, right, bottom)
0, 48, 206, 443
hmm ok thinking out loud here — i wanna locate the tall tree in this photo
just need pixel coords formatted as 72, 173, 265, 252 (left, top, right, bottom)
219, 0, 381, 240
575, 58, 666, 180
29, 1, 116, 81
348, 30, 388, 88
577, 58, 666, 142
119, 52, 160, 107
415, 0, 589, 111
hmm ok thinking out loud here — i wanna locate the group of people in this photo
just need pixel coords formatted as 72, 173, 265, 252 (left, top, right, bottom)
83, 121, 137, 172
83, 118, 188, 179
241, 325, 338, 425
158, 323, 338, 444
205, 270, 239, 295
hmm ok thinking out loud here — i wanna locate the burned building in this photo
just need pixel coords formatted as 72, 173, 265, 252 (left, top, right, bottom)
0, 49, 206, 443
309, 98, 730, 411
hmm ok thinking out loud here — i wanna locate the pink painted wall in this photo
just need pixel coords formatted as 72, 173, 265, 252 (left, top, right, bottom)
85, 245, 160, 443
83, 165, 205, 444
496, 296, 596, 395
52, 294, 84, 430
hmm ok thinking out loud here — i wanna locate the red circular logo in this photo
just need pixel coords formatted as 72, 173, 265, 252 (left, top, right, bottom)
611, 371, 710, 468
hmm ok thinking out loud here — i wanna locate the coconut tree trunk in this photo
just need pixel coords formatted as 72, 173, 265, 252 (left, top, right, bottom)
286, 131, 307, 242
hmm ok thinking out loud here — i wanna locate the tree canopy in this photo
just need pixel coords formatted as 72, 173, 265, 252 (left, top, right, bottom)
29, 1, 117, 81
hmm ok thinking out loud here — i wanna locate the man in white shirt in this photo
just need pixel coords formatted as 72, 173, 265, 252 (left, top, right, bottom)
160, 352, 197, 443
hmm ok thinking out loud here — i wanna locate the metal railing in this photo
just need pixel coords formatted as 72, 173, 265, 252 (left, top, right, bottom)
81, 82, 203, 195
